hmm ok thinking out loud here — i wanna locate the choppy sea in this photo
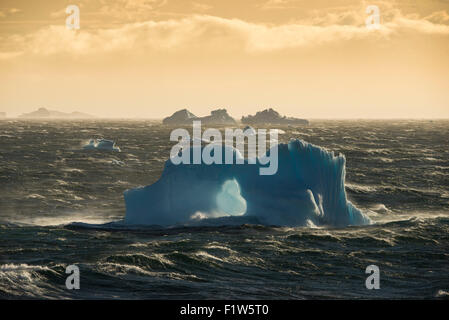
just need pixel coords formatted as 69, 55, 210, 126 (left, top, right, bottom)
0, 120, 448, 299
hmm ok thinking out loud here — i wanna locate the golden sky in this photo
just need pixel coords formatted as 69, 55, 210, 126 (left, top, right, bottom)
1, 0, 449, 118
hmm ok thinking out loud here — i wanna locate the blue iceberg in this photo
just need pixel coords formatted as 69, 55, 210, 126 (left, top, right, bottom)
124, 139, 370, 227
83, 139, 121, 152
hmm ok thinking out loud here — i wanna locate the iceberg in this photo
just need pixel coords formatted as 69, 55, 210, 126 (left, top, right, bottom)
200, 109, 236, 125
124, 139, 370, 227
83, 139, 121, 152
163, 108, 236, 125
162, 109, 198, 125
19, 107, 94, 119
242, 108, 309, 126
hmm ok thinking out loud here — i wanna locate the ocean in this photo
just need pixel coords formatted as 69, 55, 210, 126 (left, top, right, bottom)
0, 119, 448, 299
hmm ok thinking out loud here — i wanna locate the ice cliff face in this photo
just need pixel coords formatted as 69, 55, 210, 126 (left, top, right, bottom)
124, 139, 370, 227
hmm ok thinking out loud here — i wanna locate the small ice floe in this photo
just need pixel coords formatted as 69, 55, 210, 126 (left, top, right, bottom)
111, 159, 125, 166
83, 139, 121, 152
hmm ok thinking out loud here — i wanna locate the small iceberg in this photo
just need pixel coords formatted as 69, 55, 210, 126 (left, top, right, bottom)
83, 139, 121, 152
111, 159, 125, 166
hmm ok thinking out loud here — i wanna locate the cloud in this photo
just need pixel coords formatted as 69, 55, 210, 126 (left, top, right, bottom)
191, 1, 213, 12
97, 0, 168, 20
424, 10, 449, 25
49, 0, 168, 22
0, 51, 23, 59
9, 8, 22, 14
0, 8, 22, 18
50, 8, 67, 19
261, 0, 295, 10
1, 10, 449, 59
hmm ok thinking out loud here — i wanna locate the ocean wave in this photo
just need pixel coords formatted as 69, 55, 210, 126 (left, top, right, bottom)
105, 253, 173, 270
0, 263, 63, 298
436, 290, 449, 298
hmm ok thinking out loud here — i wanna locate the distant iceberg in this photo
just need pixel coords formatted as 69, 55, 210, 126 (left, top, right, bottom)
242, 108, 308, 126
162, 109, 198, 125
83, 139, 121, 152
124, 139, 370, 227
163, 108, 236, 125
111, 159, 125, 166
19, 107, 94, 119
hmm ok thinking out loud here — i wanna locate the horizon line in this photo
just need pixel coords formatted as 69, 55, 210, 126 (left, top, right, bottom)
2, 117, 449, 121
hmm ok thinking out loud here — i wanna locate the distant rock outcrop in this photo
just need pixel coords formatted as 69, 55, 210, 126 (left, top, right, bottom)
162, 109, 199, 125
19, 107, 94, 119
163, 108, 236, 125
201, 109, 236, 125
241, 108, 308, 125
0, 112, 6, 118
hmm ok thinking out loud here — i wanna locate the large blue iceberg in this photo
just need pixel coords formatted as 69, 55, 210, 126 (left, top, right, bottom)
124, 140, 370, 227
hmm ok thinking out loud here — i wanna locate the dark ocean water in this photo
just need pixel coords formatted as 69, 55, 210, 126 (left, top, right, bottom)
0, 119, 448, 299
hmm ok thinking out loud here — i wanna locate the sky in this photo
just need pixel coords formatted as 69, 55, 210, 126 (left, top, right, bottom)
0, 0, 448, 119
